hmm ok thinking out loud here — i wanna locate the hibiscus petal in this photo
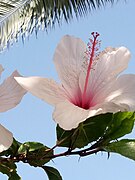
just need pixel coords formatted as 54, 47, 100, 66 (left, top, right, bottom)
91, 47, 130, 93
53, 100, 101, 130
53, 99, 129, 130
0, 71, 26, 112
15, 77, 67, 106
94, 102, 130, 114
80, 47, 131, 105
105, 74, 135, 111
0, 124, 13, 152
53, 35, 86, 103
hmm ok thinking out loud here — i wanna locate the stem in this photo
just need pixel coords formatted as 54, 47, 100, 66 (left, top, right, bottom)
0, 154, 27, 163
51, 147, 102, 159
0, 138, 104, 164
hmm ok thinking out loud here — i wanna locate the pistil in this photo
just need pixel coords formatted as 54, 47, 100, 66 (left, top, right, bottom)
81, 32, 100, 109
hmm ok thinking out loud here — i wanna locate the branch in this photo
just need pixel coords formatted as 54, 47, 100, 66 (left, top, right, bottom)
51, 147, 102, 159
0, 139, 105, 165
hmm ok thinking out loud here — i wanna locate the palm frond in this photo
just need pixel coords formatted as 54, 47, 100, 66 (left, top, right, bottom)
0, 0, 116, 51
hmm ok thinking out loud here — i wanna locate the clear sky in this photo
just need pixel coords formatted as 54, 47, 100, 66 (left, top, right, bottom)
0, 0, 135, 179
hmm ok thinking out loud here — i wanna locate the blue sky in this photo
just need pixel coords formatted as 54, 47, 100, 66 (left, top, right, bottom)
0, 0, 135, 179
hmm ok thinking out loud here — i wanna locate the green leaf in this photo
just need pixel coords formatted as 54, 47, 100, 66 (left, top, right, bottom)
18, 142, 45, 154
31, 149, 53, 167
8, 172, 21, 180
17, 144, 28, 155
27, 146, 53, 167
56, 125, 75, 147
24, 142, 45, 152
57, 113, 113, 149
17, 141, 54, 167
0, 161, 21, 179
104, 139, 135, 161
104, 112, 135, 141
0, 161, 15, 176
42, 166, 62, 180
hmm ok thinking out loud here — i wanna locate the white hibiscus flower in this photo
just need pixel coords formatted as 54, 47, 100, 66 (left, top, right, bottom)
15, 33, 135, 130
0, 65, 26, 152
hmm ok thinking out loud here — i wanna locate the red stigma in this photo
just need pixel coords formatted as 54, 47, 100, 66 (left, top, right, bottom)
91, 32, 100, 38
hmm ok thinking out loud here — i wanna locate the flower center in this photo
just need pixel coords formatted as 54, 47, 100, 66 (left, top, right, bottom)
81, 32, 100, 109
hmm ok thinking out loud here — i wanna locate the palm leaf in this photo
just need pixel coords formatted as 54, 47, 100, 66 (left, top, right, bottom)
0, 0, 116, 51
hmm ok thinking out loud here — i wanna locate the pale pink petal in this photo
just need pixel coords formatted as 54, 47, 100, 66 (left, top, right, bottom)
53, 99, 130, 130
53, 35, 86, 103
94, 102, 130, 114
79, 47, 131, 106
105, 74, 135, 111
0, 71, 26, 112
53, 100, 101, 130
0, 124, 13, 152
90, 47, 130, 94
87, 102, 130, 121
15, 77, 68, 106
